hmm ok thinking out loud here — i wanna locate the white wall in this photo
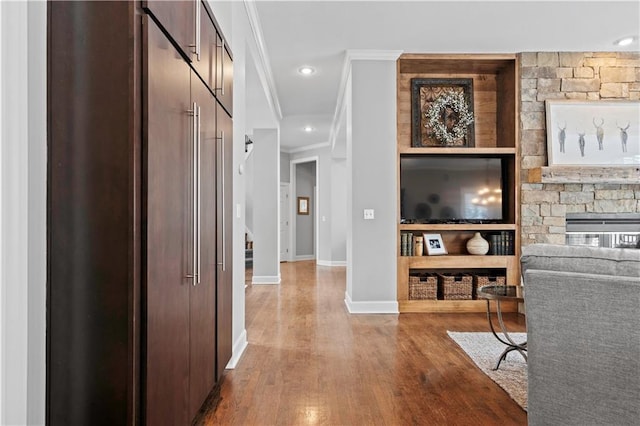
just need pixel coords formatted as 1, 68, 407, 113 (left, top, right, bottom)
251, 128, 281, 284
280, 151, 290, 183
0, 1, 47, 423
345, 56, 398, 313
226, 0, 253, 367
331, 159, 347, 263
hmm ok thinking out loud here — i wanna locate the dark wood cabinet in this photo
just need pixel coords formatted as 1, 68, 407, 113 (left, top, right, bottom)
143, 0, 233, 116
47, 2, 232, 424
188, 52, 220, 420
142, 0, 195, 62
192, 2, 218, 95
144, 19, 192, 426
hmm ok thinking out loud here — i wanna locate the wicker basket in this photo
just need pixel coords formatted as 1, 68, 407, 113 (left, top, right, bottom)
473, 274, 506, 299
409, 273, 438, 300
439, 273, 473, 300
474, 274, 506, 288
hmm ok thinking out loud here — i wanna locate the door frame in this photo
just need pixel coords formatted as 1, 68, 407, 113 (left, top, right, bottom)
289, 156, 319, 262
279, 182, 291, 262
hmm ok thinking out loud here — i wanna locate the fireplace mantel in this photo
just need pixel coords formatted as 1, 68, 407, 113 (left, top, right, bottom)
528, 166, 640, 184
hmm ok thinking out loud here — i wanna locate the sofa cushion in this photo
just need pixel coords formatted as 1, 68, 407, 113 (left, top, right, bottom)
521, 243, 640, 278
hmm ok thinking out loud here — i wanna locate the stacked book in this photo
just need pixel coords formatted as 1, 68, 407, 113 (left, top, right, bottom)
400, 232, 415, 256
488, 231, 514, 255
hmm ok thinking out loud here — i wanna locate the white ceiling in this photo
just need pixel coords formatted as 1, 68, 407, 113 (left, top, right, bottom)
246, 1, 640, 152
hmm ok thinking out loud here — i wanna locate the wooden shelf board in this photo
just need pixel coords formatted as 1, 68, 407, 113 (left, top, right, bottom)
399, 223, 517, 231
399, 299, 518, 313
406, 255, 513, 269
528, 166, 640, 184
398, 147, 516, 155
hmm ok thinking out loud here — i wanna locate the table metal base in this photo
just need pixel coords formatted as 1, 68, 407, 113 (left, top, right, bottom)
485, 299, 527, 370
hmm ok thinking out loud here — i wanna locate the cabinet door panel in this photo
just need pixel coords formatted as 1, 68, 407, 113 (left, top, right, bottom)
216, 106, 233, 379
191, 2, 218, 93
144, 17, 191, 426
143, 0, 195, 62
188, 75, 218, 418
215, 33, 233, 115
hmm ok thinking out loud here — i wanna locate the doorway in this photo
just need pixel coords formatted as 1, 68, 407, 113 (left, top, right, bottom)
290, 157, 319, 262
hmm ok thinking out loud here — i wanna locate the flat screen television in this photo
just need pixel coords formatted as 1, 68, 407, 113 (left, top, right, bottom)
400, 155, 506, 223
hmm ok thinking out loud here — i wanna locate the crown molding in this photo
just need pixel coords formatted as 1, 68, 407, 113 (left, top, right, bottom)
347, 49, 404, 61
329, 49, 403, 149
282, 141, 330, 154
243, 0, 283, 121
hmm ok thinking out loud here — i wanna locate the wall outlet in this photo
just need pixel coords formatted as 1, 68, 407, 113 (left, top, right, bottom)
364, 209, 375, 220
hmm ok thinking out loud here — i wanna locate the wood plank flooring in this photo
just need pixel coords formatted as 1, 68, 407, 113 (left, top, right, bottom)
204, 261, 527, 425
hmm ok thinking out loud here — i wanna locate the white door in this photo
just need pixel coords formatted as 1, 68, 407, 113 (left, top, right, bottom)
280, 183, 290, 261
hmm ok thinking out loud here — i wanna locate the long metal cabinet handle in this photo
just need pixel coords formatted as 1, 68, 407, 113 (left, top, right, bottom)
190, 0, 201, 60
217, 40, 225, 96
186, 102, 199, 285
215, 130, 226, 272
196, 104, 201, 285
221, 40, 225, 96
188, 102, 200, 285
221, 130, 226, 272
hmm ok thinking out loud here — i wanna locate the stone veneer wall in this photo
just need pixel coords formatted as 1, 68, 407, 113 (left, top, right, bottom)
519, 52, 640, 246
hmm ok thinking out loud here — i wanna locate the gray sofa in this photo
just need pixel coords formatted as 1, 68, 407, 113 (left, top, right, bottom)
521, 244, 640, 426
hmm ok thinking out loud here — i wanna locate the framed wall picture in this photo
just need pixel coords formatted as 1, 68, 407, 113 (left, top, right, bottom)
423, 233, 447, 256
297, 196, 309, 215
545, 100, 640, 166
411, 78, 475, 147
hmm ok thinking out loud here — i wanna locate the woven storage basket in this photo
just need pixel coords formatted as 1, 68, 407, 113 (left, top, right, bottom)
439, 273, 473, 300
474, 274, 506, 288
409, 273, 438, 300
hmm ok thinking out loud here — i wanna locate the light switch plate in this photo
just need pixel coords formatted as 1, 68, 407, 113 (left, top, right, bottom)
364, 209, 375, 220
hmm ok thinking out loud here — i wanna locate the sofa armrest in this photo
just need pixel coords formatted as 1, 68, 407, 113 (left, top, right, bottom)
524, 269, 640, 426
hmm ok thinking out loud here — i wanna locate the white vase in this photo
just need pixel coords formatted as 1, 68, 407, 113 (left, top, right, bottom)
467, 232, 489, 255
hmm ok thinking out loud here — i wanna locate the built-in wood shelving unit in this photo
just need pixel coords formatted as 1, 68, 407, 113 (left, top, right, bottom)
397, 53, 521, 313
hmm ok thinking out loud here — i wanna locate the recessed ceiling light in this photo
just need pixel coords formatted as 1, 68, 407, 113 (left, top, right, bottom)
303, 126, 314, 132
614, 36, 636, 46
298, 66, 316, 76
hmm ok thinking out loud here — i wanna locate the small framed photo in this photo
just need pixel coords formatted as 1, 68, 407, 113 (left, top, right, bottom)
423, 233, 447, 255
297, 196, 309, 215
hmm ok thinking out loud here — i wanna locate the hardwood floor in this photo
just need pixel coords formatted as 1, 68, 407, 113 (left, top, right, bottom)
204, 261, 527, 425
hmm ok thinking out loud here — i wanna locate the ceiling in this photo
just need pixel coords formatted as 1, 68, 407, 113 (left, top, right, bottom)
246, 1, 640, 152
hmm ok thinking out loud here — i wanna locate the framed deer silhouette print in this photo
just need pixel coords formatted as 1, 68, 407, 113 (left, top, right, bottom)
545, 100, 640, 166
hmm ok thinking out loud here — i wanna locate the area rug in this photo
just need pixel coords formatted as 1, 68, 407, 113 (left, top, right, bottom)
447, 331, 527, 410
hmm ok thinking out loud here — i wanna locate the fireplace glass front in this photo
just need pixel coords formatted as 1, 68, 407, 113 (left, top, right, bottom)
565, 213, 640, 249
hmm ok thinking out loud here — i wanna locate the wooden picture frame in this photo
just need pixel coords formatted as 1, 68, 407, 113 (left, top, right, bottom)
423, 233, 447, 255
297, 196, 310, 215
411, 78, 475, 147
545, 100, 640, 166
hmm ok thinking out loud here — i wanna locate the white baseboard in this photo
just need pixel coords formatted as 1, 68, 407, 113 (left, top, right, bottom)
344, 291, 399, 314
294, 255, 315, 261
225, 329, 248, 369
317, 260, 347, 267
252, 275, 281, 285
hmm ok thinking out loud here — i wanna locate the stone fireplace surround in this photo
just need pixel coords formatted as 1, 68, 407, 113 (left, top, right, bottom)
519, 52, 640, 246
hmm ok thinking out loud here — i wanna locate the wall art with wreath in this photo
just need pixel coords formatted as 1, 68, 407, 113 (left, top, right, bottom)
411, 78, 475, 147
